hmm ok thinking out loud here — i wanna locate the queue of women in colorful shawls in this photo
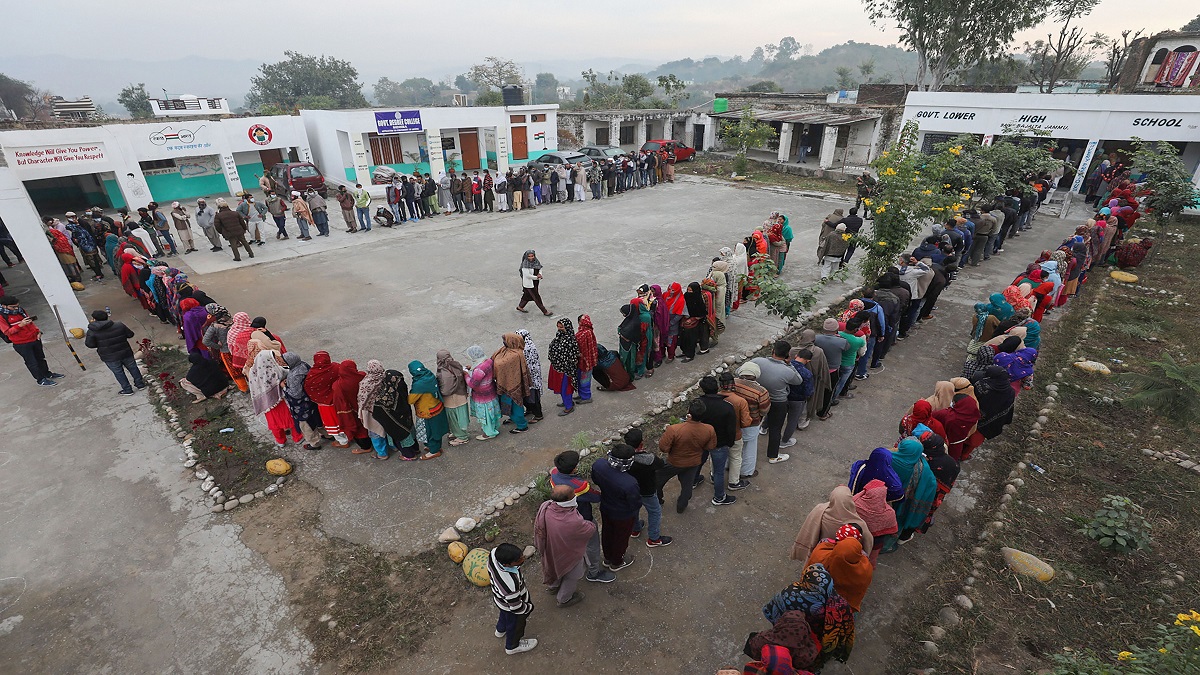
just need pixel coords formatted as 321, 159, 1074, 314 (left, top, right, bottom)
738, 203, 1124, 674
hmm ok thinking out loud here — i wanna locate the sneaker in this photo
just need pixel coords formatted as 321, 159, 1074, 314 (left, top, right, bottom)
769, 454, 791, 464
779, 438, 797, 449
996, 247, 1004, 252
897, 531, 916, 545
711, 495, 737, 506
646, 536, 673, 548
630, 529, 641, 538
505, 638, 538, 655
494, 630, 506, 638
118, 389, 134, 396
727, 480, 751, 491
692, 475, 705, 489
869, 364, 885, 372
603, 556, 634, 571
585, 570, 616, 583
557, 591, 585, 608
854, 374, 868, 381
37, 378, 58, 387
796, 420, 810, 431
48, 372, 66, 379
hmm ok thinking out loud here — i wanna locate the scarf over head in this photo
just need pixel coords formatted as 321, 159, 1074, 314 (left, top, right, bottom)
332, 360, 366, 412
464, 344, 487, 367
791, 485, 873, 563
762, 564, 856, 667
407, 360, 440, 396
618, 301, 643, 343
282, 352, 309, 399
491, 333, 532, 401
987, 293, 1013, 321
303, 351, 339, 406
247, 350, 285, 415
519, 249, 542, 275
848, 447, 903, 501
514, 329, 543, 390
436, 349, 467, 398
663, 282, 686, 315
185, 350, 228, 398
1002, 285, 1031, 311
684, 281, 707, 318
745, 612, 821, 672
852, 479, 899, 538
227, 312, 253, 362
375, 369, 412, 417
575, 315, 599, 371
549, 318, 581, 388
649, 284, 671, 339
357, 359, 387, 420
933, 394, 980, 459
889, 438, 938, 537
805, 537, 875, 613
925, 381, 955, 412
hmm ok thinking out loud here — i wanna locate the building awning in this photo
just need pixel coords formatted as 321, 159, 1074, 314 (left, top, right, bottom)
710, 108, 879, 126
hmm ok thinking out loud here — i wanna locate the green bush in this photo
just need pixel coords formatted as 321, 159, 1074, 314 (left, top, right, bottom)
1079, 495, 1152, 553
1051, 610, 1200, 674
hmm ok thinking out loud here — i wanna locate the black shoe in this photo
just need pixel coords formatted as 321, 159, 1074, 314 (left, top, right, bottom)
727, 480, 751, 491
692, 475, 705, 489
118, 389, 135, 396
37, 378, 58, 387
135, 383, 147, 389
48, 372, 66, 379
712, 495, 737, 506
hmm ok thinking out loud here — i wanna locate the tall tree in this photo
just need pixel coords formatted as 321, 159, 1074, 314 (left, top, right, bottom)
1183, 14, 1200, 31
835, 66, 857, 90
454, 74, 478, 93
745, 80, 783, 92
621, 74, 654, 107
776, 37, 802, 61
533, 72, 560, 104
21, 88, 54, 121
374, 77, 440, 106
858, 59, 877, 84
656, 74, 689, 107
861, 0, 1047, 90
245, 52, 367, 111
1023, 0, 1106, 92
118, 83, 153, 119
0, 73, 36, 118
1102, 29, 1145, 91
467, 57, 524, 90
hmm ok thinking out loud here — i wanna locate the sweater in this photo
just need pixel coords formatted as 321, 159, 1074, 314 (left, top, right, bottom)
84, 320, 135, 362
750, 357, 803, 402
590, 458, 643, 519
695, 393, 737, 447
486, 549, 532, 614
1, 310, 41, 345
658, 420, 717, 468
732, 378, 771, 425
838, 331, 866, 368
628, 451, 666, 496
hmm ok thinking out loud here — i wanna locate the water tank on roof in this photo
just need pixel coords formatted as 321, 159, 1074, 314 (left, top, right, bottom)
713, 98, 729, 113
502, 85, 525, 107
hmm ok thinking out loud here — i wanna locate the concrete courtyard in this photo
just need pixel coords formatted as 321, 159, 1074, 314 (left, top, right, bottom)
0, 175, 1077, 673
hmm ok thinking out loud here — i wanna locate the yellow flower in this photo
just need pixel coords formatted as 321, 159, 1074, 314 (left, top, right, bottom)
862, 198, 872, 206
931, 207, 945, 212
1191, 625, 1200, 637
883, 167, 897, 176
922, 190, 933, 195
841, 233, 852, 241
1117, 651, 1134, 661
1160, 648, 1169, 654
881, 151, 890, 157
1178, 613, 1192, 623
877, 241, 887, 246
882, 201, 890, 207
943, 183, 952, 188
949, 146, 962, 155
876, 206, 886, 214
914, 171, 920, 175
951, 203, 964, 211
1190, 610, 1200, 621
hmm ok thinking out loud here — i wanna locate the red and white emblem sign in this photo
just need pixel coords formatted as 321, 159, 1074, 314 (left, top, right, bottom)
248, 124, 273, 145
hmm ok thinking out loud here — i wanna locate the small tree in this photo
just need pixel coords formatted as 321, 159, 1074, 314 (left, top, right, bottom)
118, 83, 153, 119
1120, 352, 1200, 427
745, 80, 783, 92
467, 57, 524, 90
1100, 29, 1145, 92
835, 66, 857, 90
621, 74, 654, 107
474, 88, 504, 106
656, 74, 689, 108
1129, 138, 1200, 257
720, 108, 777, 175
533, 72, 560, 104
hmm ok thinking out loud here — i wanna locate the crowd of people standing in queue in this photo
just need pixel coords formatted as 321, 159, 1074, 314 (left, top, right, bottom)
482, 172, 1154, 664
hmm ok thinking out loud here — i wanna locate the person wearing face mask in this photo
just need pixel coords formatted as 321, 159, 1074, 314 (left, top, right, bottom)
305, 189, 330, 237
170, 201, 197, 253
264, 189, 290, 240
237, 193, 268, 245
194, 198, 222, 251
533, 484, 594, 609
487, 543, 538, 655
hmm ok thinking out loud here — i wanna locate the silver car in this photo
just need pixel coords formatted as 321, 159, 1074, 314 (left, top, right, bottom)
526, 151, 593, 170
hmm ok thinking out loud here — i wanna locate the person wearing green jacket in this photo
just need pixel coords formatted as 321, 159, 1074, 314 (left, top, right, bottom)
777, 216, 794, 273
353, 183, 372, 231
836, 316, 866, 401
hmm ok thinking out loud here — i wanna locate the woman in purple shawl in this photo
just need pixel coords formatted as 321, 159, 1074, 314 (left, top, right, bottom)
650, 284, 670, 366
180, 298, 210, 356
847, 447, 904, 502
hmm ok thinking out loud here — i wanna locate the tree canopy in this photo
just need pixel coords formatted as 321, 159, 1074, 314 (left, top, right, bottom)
533, 73, 560, 104
467, 57, 524, 90
374, 77, 441, 106
245, 51, 367, 111
1183, 14, 1200, 31
860, 0, 1047, 89
118, 83, 153, 119
0, 73, 37, 118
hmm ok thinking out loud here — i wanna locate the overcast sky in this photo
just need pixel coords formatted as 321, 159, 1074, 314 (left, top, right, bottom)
2, 0, 1194, 73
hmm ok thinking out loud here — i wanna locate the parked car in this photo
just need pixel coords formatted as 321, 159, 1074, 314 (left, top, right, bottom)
641, 140, 697, 162
578, 145, 626, 160
269, 161, 328, 198
526, 151, 593, 171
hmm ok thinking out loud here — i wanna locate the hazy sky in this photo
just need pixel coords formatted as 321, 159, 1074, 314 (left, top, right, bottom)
2, 0, 1195, 72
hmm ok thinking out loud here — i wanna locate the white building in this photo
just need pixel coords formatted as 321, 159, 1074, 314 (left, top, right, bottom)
901, 91, 1200, 200
300, 104, 559, 189
150, 96, 232, 117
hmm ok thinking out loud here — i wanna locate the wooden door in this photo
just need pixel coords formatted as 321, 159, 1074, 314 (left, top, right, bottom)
459, 131, 480, 170
258, 148, 283, 170
511, 126, 528, 160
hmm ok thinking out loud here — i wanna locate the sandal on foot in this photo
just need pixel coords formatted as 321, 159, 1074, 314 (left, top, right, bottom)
516, 307, 529, 313
351, 447, 374, 454
419, 451, 443, 460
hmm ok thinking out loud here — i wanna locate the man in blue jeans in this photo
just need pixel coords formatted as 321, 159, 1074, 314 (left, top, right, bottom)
692, 376, 738, 506
625, 429, 672, 547
353, 183, 372, 231
84, 309, 146, 395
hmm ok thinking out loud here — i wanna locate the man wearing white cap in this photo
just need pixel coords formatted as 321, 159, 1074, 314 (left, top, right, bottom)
194, 198, 221, 251
170, 202, 197, 253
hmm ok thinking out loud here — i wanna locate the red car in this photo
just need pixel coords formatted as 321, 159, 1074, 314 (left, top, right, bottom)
270, 161, 328, 198
641, 140, 696, 162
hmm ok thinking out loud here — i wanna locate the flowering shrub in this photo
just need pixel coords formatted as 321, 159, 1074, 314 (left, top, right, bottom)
1052, 610, 1200, 674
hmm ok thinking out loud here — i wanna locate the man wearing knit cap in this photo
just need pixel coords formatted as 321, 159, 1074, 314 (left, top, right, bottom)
729, 362, 771, 484
589, 444, 642, 571
814, 319, 849, 420
170, 201, 197, 253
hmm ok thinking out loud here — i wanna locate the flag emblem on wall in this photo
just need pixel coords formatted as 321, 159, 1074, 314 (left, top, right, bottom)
533, 132, 546, 140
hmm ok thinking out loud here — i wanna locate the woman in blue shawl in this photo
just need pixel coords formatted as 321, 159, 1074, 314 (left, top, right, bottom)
408, 360, 449, 459
104, 233, 122, 276
986, 292, 1012, 321
847, 447, 903, 502
880, 437, 937, 552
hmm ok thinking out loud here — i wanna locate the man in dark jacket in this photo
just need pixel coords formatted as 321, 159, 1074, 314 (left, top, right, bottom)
840, 207, 865, 264
692, 376, 739, 506
624, 429, 671, 547
589, 444, 643, 571
84, 309, 145, 395
212, 199, 254, 261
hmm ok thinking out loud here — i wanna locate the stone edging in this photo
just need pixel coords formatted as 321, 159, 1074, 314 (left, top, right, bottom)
135, 347, 287, 515
436, 287, 864, 544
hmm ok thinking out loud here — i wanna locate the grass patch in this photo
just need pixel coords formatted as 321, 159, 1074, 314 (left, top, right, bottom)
886, 224, 1200, 674
684, 155, 858, 196
142, 343, 287, 495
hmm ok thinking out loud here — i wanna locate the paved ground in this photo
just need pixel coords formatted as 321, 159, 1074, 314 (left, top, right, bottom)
0, 176, 1077, 673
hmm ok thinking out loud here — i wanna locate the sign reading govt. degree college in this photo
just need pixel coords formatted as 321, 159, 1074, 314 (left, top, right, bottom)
374, 110, 423, 135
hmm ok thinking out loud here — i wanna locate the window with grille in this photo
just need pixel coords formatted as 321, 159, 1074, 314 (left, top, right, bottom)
368, 133, 406, 165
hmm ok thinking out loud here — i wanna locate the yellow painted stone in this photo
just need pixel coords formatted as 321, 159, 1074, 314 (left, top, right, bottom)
447, 541, 468, 564
265, 458, 292, 476
462, 548, 491, 587
1001, 546, 1055, 581
1073, 360, 1112, 376
1109, 270, 1138, 283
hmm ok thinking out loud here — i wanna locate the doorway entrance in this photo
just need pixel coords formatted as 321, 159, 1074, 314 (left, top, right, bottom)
258, 148, 284, 171
511, 126, 528, 160
23, 173, 125, 215
459, 130, 480, 170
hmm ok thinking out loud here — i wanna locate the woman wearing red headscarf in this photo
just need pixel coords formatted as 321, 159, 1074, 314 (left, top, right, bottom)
897, 399, 945, 444
661, 282, 686, 360
332, 359, 371, 453
304, 351, 345, 444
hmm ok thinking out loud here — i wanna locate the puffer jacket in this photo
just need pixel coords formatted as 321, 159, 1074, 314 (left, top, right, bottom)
84, 319, 135, 361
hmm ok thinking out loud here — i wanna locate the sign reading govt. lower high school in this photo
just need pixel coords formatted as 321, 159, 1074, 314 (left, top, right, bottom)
374, 110, 423, 135
11, 143, 106, 167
